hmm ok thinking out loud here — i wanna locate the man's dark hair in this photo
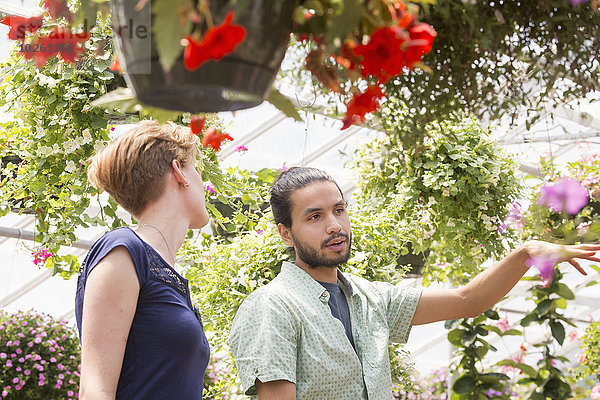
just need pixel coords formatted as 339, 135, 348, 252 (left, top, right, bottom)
270, 167, 344, 228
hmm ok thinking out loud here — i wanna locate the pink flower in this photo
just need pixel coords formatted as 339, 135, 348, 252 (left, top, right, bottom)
256, 230, 264, 235
527, 254, 558, 286
497, 314, 511, 333
537, 178, 589, 215
568, 330, 579, 342
591, 384, 600, 399
234, 145, 248, 152
576, 352, 587, 363
31, 248, 53, 266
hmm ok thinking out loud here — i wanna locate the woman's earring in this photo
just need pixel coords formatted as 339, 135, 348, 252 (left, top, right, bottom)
183, 180, 190, 189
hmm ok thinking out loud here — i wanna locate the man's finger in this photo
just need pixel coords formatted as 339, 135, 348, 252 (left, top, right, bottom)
567, 259, 587, 275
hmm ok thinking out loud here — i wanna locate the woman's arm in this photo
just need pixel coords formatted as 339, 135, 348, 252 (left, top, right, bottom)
79, 246, 140, 400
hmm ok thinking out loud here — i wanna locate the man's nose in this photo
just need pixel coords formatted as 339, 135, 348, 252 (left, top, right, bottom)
326, 213, 342, 234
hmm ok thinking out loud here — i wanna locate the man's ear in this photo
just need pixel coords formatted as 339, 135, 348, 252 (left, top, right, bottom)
277, 223, 294, 248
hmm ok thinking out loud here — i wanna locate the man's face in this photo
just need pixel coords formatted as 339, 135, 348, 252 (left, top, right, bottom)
281, 180, 352, 269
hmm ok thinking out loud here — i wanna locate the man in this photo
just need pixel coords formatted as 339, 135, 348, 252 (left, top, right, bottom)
229, 167, 599, 400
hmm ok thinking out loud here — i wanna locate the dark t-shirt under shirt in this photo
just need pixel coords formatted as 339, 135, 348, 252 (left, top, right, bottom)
318, 280, 355, 349
75, 227, 209, 400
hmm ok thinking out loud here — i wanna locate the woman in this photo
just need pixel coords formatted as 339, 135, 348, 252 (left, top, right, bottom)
75, 120, 210, 399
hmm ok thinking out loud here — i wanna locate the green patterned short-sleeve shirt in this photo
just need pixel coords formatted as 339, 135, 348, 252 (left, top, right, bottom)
229, 262, 422, 399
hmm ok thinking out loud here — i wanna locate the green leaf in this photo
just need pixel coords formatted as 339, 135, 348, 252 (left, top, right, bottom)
447, 329, 466, 347
266, 88, 303, 122
452, 375, 476, 394
501, 329, 522, 336
515, 363, 537, 378
554, 283, 575, 300
520, 313, 539, 327
479, 372, 509, 384
324, 0, 362, 46
555, 298, 567, 309
152, 0, 193, 72
550, 320, 565, 345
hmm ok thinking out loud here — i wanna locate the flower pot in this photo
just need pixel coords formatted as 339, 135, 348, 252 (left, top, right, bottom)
397, 244, 429, 277
110, 0, 295, 112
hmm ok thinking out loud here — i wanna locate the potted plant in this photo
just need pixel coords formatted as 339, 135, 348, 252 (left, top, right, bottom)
4, 0, 437, 125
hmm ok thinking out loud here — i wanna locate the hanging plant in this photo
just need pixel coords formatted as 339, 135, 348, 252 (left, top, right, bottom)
4, 0, 438, 128
352, 108, 523, 285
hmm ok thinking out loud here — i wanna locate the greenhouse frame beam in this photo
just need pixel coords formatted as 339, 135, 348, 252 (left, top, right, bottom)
296, 125, 363, 166
220, 113, 287, 158
0, 269, 52, 308
0, 226, 94, 249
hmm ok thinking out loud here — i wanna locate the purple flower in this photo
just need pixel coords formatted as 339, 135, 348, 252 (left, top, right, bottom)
204, 182, 216, 194
537, 178, 589, 215
569, 0, 588, 4
234, 145, 248, 152
256, 229, 263, 234
527, 254, 558, 286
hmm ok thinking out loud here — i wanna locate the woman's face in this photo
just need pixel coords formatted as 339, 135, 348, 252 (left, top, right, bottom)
183, 161, 210, 229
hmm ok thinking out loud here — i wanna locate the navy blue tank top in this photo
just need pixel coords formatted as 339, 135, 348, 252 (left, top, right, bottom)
75, 227, 209, 399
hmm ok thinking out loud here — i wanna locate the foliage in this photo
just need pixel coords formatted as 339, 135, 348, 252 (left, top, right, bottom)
445, 310, 516, 399
578, 322, 600, 381
0, 16, 230, 278
204, 167, 279, 241
0, 21, 128, 278
384, 0, 600, 127
352, 108, 523, 284
498, 270, 576, 400
0, 309, 80, 400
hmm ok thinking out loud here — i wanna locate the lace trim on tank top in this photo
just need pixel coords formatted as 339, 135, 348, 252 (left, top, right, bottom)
144, 243, 188, 299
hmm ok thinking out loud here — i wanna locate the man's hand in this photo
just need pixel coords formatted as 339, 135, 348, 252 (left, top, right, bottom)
524, 240, 600, 275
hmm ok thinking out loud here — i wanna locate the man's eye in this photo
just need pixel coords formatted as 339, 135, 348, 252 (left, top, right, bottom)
309, 214, 319, 220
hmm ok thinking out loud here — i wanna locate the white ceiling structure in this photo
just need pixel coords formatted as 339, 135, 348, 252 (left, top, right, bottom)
1, 0, 599, 383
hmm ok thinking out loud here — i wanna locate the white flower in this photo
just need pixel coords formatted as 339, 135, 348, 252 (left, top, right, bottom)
81, 129, 92, 144
93, 140, 107, 153
442, 188, 450, 197
65, 160, 77, 173
36, 72, 58, 88
35, 122, 45, 139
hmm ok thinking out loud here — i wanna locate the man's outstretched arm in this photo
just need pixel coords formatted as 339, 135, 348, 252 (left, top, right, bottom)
411, 241, 600, 326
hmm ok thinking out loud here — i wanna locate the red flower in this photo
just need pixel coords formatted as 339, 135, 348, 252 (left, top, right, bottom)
43, 0, 73, 23
354, 26, 406, 83
21, 27, 90, 68
190, 115, 206, 135
109, 55, 121, 72
1, 15, 43, 40
183, 11, 246, 71
341, 86, 385, 130
404, 23, 437, 69
202, 127, 233, 151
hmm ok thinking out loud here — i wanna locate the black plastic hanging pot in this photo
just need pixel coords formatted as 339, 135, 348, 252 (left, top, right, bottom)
110, 0, 295, 112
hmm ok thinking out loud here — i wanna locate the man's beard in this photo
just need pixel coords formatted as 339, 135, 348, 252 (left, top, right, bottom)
291, 231, 352, 269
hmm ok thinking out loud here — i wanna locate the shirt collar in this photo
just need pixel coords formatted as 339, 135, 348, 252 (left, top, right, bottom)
281, 261, 356, 298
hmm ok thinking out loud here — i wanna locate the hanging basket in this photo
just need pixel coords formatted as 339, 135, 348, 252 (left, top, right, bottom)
110, 0, 295, 113
397, 243, 430, 277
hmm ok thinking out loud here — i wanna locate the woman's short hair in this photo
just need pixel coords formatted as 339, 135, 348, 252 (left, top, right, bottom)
87, 120, 200, 217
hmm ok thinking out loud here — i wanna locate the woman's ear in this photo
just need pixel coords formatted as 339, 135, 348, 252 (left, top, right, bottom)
171, 159, 189, 187
278, 223, 294, 248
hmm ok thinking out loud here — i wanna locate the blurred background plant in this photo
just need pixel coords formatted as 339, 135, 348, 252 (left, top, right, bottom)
0, 309, 81, 400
